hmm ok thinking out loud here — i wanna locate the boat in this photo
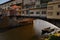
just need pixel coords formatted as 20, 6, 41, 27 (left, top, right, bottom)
33, 19, 60, 36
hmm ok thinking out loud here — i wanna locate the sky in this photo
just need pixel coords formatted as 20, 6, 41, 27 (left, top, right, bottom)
0, 0, 10, 4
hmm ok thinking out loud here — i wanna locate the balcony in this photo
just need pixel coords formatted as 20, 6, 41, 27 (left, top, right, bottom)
40, 3, 47, 8
36, 5, 41, 8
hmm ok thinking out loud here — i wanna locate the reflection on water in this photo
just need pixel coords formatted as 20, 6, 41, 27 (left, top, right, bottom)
0, 23, 35, 40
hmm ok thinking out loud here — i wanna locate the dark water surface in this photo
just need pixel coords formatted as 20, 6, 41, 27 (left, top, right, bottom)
0, 18, 60, 40
0, 23, 35, 40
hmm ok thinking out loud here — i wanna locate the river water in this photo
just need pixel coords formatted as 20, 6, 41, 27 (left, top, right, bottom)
0, 23, 35, 40
0, 18, 60, 40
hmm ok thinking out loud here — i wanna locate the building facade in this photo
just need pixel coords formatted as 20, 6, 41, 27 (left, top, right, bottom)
21, 0, 49, 18
21, 0, 36, 16
0, 0, 22, 9
0, 0, 22, 16
47, 0, 60, 19
0, 0, 57, 18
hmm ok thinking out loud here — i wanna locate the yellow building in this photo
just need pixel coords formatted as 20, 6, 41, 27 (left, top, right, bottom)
47, 0, 60, 19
